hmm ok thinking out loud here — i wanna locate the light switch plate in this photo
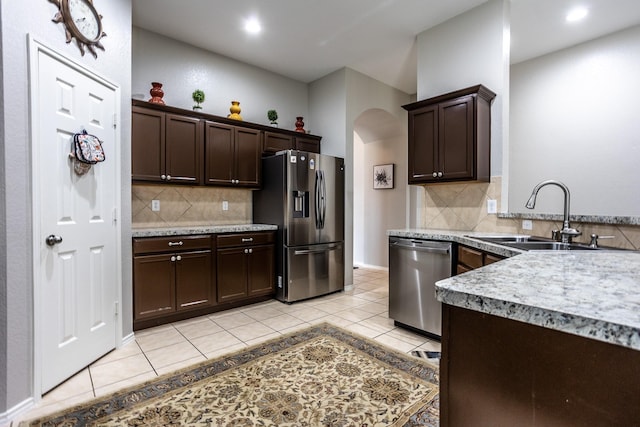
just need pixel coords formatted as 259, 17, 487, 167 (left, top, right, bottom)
222, 201, 229, 211
522, 219, 533, 230
151, 200, 160, 212
487, 199, 497, 214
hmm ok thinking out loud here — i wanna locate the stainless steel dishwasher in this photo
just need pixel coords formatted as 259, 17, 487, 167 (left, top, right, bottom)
389, 237, 453, 339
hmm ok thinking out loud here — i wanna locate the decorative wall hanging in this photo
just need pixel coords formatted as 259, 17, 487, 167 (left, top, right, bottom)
228, 101, 243, 120
148, 82, 165, 104
373, 164, 394, 189
49, 0, 106, 58
295, 116, 305, 133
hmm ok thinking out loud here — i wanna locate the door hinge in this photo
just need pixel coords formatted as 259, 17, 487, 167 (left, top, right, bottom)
113, 113, 117, 129
114, 301, 119, 316
112, 207, 118, 225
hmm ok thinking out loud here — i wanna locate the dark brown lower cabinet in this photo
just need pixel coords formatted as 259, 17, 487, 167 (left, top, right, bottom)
440, 304, 640, 426
133, 232, 275, 330
133, 235, 213, 327
217, 232, 275, 303
456, 245, 504, 274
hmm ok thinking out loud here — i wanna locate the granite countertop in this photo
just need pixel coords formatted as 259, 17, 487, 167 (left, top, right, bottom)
388, 228, 640, 351
132, 223, 278, 238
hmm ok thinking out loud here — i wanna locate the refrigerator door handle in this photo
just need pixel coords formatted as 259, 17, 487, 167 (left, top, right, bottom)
314, 170, 324, 229
321, 170, 327, 228
294, 243, 340, 255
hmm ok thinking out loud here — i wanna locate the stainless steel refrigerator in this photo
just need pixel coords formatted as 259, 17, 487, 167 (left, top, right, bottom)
253, 150, 345, 302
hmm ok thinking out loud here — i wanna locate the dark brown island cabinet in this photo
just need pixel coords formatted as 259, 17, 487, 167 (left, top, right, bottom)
204, 121, 262, 187
440, 304, 640, 426
132, 106, 204, 184
216, 232, 275, 303
132, 231, 276, 330
403, 85, 496, 184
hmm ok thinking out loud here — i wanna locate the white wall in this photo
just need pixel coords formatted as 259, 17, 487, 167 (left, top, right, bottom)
0, 0, 132, 416
132, 28, 309, 131
509, 25, 640, 217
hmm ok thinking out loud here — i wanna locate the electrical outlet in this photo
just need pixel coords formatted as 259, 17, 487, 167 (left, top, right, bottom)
522, 219, 533, 230
222, 201, 229, 211
151, 200, 160, 212
487, 199, 497, 214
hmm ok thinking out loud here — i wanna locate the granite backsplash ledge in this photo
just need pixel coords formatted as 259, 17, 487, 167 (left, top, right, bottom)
132, 184, 253, 228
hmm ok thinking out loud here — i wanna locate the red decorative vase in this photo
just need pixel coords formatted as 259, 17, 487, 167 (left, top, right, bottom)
149, 82, 165, 105
295, 116, 305, 133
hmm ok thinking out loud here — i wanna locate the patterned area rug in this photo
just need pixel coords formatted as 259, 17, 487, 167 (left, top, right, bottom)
22, 323, 439, 426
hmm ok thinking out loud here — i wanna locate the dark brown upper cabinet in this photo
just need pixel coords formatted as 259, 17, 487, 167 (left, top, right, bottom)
132, 106, 204, 184
205, 122, 262, 188
403, 85, 496, 184
263, 131, 321, 154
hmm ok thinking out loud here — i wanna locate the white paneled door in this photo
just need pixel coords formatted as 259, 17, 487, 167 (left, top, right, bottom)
30, 41, 120, 393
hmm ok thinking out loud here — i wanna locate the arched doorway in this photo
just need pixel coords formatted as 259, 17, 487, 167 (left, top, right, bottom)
353, 108, 407, 268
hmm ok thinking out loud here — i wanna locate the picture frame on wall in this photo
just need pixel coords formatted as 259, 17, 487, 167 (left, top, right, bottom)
373, 164, 394, 189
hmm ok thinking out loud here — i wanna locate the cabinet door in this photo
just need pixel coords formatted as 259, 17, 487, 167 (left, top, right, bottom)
247, 245, 275, 297
175, 250, 213, 311
295, 135, 321, 153
264, 131, 294, 153
234, 127, 262, 187
205, 122, 235, 185
439, 95, 474, 181
216, 247, 248, 303
133, 254, 175, 320
165, 114, 204, 184
132, 107, 165, 182
408, 105, 438, 184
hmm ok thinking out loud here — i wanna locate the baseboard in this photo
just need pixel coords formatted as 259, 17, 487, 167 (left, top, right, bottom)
121, 331, 135, 347
353, 263, 388, 272
0, 397, 35, 427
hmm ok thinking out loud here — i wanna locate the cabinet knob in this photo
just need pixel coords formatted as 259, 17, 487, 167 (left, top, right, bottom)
161, 174, 166, 180
244, 249, 248, 254
432, 172, 438, 178
249, 248, 253, 254
176, 255, 182, 261
170, 256, 176, 262
437, 171, 443, 178
166, 175, 171, 181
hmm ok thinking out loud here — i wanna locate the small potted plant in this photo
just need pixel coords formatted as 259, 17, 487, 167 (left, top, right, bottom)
192, 89, 205, 111
267, 109, 278, 127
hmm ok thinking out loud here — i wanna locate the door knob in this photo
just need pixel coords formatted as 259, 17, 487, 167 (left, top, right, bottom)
45, 235, 63, 246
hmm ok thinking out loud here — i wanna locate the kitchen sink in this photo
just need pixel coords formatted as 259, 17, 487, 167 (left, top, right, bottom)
468, 235, 608, 251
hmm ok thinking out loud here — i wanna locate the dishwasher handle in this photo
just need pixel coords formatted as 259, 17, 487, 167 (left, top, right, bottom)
390, 241, 450, 255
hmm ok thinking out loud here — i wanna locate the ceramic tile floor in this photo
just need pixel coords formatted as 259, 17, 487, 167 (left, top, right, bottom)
13, 267, 441, 425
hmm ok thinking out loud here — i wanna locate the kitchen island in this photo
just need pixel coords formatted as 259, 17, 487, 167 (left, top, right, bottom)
388, 229, 640, 425
436, 247, 640, 426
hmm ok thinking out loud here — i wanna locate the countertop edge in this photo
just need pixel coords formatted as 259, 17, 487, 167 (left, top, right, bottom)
132, 224, 278, 238
387, 228, 640, 351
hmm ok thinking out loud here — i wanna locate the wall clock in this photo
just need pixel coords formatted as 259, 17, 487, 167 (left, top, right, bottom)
50, 0, 106, 58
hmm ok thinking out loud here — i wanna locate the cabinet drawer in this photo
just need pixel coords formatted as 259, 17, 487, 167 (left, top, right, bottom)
458, 246, 483, 269
217, 232, 275, 248
133, 235, 212, 255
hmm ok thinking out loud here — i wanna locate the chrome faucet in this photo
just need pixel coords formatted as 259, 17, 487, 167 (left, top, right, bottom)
525, 180, 581, 243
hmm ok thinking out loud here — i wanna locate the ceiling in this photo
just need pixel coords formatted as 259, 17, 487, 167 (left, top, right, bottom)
132, 0, 640, 94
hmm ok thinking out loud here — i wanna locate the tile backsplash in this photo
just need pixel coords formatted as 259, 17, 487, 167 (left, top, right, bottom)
132, 184, 252, 228
419, 176, 640, 250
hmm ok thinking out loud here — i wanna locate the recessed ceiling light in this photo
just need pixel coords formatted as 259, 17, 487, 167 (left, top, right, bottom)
244, 17, 262, 34
566, 7, 588, 22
